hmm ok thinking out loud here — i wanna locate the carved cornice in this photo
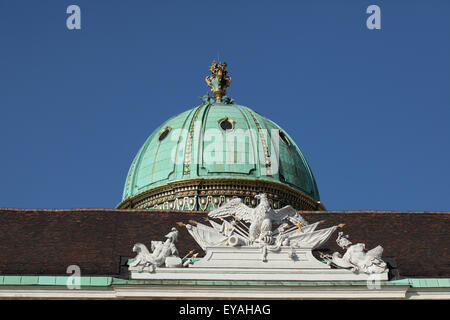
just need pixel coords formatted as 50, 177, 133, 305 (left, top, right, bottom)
117, 177, 325, 211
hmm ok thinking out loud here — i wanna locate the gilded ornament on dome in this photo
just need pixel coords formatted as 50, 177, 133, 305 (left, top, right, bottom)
205, 60, 232, 101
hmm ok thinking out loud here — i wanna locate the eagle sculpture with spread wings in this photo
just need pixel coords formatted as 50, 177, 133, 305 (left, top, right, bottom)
208, 193, 306, 242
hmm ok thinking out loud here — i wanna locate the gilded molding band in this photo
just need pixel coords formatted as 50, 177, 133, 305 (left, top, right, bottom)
117, 177, 325, 211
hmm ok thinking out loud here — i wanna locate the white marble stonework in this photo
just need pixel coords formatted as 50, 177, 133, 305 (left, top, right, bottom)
191, 246, 329, 269
130, 266, 388, 281
128, 194, 390, 282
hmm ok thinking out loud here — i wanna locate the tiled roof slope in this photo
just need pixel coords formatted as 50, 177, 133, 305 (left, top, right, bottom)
0, 209, 448, 277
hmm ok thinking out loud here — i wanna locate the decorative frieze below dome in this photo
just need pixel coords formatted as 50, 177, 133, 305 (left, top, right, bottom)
117, 178, 324, 211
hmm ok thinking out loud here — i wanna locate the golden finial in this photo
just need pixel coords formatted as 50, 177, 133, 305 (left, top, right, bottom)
176, 221, 186, 227
295, 221, 306, 230
337, 223, 345, 228
188, 220, 198, 225
205, 60, 232, 101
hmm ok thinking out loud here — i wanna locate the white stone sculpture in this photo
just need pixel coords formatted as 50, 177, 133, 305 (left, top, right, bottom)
128, 227, 182, 272
207, 193, 308, 244
329, 232, 387, 274
186, 194, 338, 252
128, 195, 389, 281
336, 231, 352, 249
185, 221, 229, 250
182, 194, 341, 268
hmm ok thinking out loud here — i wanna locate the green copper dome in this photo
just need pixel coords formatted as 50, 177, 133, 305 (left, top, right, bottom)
118, 61, 324, 211
118, 101, 323, 210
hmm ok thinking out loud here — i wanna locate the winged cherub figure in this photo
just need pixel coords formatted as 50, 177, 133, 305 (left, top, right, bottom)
208, 193, 306, 243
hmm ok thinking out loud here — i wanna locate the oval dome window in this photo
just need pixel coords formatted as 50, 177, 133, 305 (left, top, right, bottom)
279, 130, 291, 146
158, 126, 172, 141
218, 117, 235, 131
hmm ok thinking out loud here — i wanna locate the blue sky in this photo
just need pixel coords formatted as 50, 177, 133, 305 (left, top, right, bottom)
0, 0, 448, 210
